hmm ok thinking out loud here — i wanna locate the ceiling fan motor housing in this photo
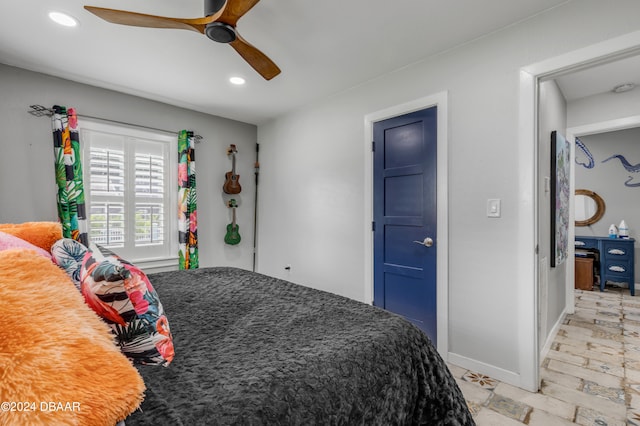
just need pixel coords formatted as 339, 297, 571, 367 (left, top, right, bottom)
205, 22, 237, 43
205, 0, 227, 16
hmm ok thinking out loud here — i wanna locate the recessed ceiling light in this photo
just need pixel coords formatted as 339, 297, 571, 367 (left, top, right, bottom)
229, 76, 246, 85
49, 11, 78, 27
612, 82, 636, 93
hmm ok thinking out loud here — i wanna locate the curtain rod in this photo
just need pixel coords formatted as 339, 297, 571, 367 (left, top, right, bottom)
27, 104, 202, 142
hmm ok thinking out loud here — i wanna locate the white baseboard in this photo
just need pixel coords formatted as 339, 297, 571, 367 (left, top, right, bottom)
447, 308, 567, 392
540, 306, 568, 363
137, 257, 180, 274
446, 308, 568, 392
447, 352, 521, 387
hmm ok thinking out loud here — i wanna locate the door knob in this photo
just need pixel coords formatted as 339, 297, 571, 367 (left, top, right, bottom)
413, 237, 434, 247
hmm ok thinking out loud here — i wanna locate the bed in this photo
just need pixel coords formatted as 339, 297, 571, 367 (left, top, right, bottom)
0, 222, 473, 425
125, 267, 474, 425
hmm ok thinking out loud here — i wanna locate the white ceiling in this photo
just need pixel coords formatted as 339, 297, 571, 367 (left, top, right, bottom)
2, 0, 625, 125
554, 54, 640, 101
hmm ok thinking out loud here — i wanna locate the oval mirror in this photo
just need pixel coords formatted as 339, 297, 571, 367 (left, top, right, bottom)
575, 189, 605, 226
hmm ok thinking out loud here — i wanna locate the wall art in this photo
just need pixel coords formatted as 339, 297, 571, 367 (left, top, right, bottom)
551, 131, 571, 267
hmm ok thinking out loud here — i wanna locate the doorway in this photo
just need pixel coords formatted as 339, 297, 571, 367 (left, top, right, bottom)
363, 92, 449, 356
372, 107, 438, 341
521, 30, 640, 392
566, 118, 640, 309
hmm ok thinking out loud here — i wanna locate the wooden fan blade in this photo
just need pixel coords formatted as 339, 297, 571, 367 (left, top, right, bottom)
220, 0, 261, 26
84, 5, 225, 34
230, 33, 280, 80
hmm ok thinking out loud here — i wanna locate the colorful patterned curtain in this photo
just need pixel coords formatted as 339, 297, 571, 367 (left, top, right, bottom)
178, 130, 198, 269
51, 105, 89, 246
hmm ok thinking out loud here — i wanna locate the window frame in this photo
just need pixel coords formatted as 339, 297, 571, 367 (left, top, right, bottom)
80, 118, 178, 268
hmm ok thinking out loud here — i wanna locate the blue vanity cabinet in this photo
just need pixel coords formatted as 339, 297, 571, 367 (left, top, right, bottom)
574, 237, 599, 252
575, 236, 636, 296
600, 239, 635, 295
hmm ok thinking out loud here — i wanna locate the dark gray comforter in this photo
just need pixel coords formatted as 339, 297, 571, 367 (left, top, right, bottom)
126, 267, 474, 425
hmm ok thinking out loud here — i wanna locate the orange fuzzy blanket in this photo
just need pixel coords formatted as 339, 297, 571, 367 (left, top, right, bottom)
0, 249, 145, 426
0, 222, 62, 252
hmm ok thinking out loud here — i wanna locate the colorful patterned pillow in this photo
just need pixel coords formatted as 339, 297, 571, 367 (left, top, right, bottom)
0, 231, 52, 260
80, 243, 175, 366
51, 238, 89, 289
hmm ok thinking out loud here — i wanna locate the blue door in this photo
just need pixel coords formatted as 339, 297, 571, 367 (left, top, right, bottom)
373, 107, 437, 342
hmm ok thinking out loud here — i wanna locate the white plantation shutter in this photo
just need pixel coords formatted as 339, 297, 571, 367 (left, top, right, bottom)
135, 203, 164, 244
89, 202, 125, 246
81, 120, 177, 263
90, 148, 125, 196
133, 141, 166, 248
135, 153, 164, 198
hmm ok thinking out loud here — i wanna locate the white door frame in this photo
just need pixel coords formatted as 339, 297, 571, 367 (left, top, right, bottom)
363, 91, 449, 358
518, 30, 640, 391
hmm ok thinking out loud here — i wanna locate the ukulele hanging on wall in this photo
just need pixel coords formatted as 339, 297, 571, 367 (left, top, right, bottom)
223, 144, 241, 194
224, 199, 241, 245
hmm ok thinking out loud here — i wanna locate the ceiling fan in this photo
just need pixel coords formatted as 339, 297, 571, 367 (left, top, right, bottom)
84, 0, 281, 80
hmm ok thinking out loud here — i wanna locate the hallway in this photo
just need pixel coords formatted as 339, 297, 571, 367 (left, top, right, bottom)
453, 287, 640, 425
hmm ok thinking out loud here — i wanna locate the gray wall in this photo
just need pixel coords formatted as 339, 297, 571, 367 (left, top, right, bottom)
576, 127, 640, 283
538, 80, 567, 352
255, 0, 640, 388
0, 63, 257, 271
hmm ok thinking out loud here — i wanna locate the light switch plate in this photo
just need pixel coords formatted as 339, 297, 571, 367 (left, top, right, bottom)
487, 199, 501, 218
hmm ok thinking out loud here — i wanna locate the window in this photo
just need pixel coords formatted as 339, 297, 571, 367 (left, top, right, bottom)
81, 120, 177, 263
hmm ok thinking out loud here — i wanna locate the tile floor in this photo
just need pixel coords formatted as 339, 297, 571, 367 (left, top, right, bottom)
451, 286, 640, 425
